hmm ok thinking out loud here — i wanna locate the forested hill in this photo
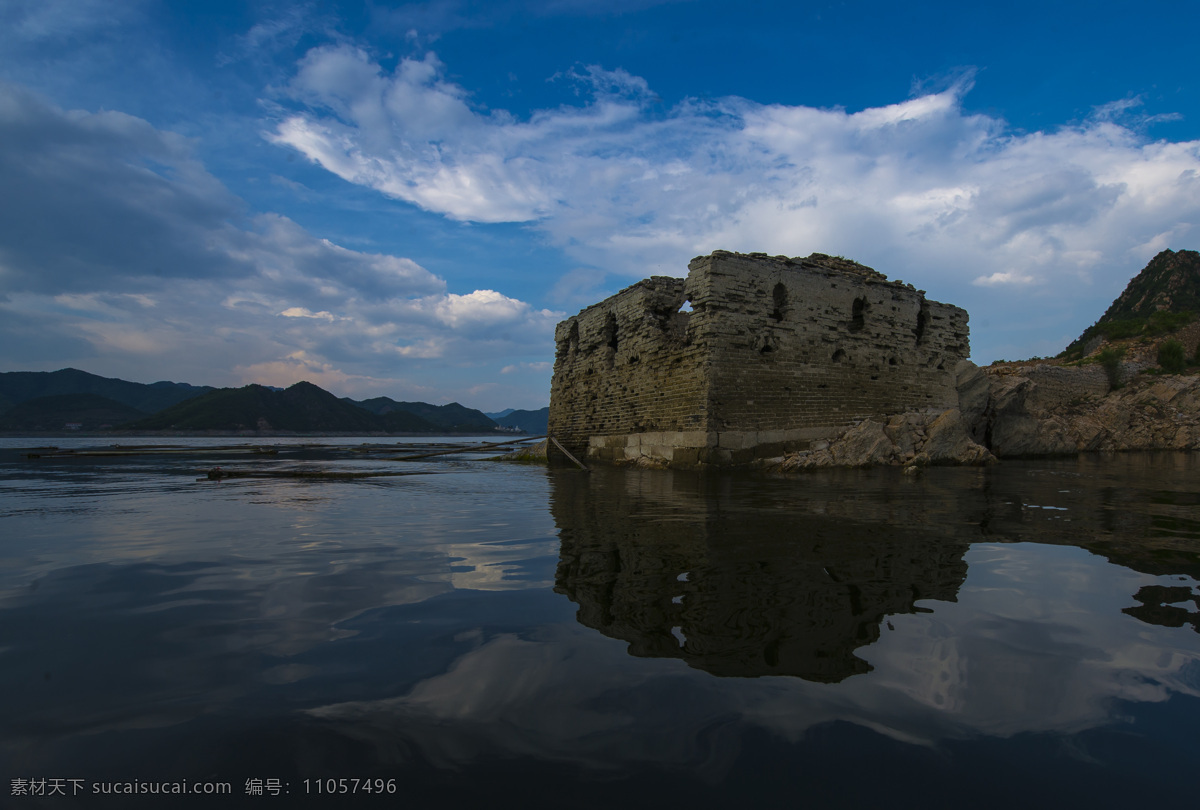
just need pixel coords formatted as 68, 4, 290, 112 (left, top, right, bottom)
0, 368, 211, 415
126, 382, 388, 432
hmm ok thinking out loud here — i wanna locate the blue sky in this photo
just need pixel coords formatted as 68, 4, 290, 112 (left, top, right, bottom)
2, 0, 1198, 410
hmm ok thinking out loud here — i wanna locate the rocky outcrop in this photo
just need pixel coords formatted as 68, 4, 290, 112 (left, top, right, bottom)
964, 362, 1200, 457
981, 374, 1074, 456
493, 439, 548, 463
955, 359, 990, 444
771, 360, 1200, 470
773, 409, 995, 470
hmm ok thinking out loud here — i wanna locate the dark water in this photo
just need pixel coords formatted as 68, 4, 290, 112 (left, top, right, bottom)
1, 439, 1198, 809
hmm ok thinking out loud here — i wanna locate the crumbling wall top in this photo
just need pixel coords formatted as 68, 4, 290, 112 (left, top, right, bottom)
699, 250, 920, 292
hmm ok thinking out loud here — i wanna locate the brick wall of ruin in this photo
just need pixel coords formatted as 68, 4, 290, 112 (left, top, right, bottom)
548, 277, 710, 457
693, 252, 969, 435
1015, 364, 1111, 407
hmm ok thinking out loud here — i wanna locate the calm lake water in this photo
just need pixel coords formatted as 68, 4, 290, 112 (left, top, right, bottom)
2, 438, 1198, 808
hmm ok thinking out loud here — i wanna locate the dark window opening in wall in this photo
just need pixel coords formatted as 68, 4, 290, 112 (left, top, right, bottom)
888, 356, 898, 366
915, 305, 929, 344
771, 283, 787, 322
568, 320, 580, 354
602, 313, 618, 369
849, 297, 867, 332
832, 348, 847, 363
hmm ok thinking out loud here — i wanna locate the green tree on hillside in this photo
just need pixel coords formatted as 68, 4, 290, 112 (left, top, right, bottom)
1158, 339, 1187, 373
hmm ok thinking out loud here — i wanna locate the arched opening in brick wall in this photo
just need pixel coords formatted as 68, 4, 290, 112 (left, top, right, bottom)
603, 312, 618, 368
771, 283, 788, 322
832, 348, 847, 363
850, 297, 867, 332
915, 303, 929, 345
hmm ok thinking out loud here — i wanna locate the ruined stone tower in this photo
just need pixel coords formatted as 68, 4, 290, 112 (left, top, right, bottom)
548, 250, 970, 467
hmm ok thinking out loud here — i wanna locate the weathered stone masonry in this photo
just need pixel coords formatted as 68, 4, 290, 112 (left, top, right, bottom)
548, 250, 970, 467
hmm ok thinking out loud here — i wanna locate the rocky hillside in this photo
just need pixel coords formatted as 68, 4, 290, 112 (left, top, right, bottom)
958, 361, 1200, 457
1063, 249, 1200, 359
1099, 248, 1200, 321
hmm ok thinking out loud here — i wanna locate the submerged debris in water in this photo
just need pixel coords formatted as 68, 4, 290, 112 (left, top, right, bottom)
202, 467, 431, 481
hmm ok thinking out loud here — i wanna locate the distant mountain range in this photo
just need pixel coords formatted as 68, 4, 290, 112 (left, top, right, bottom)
490, 408, 551, 434
0, 368, 547, 434
347, 396, 497, 432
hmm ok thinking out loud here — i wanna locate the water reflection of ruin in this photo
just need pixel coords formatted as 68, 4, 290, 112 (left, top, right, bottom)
551, 467, 972, 682
551, 456, 1200, 669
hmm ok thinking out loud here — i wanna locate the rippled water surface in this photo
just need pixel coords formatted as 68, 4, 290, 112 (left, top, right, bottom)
2, 438, 1199, 808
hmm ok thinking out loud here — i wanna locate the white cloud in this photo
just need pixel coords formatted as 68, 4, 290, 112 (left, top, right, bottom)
231, 213, 446, 301
234, 351, 400, 394
280, 307, 337, 320
434, 289, 543, 328
501, 361, 552, 374
271, 49, 1200, 361
973, 271, 1037, 287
